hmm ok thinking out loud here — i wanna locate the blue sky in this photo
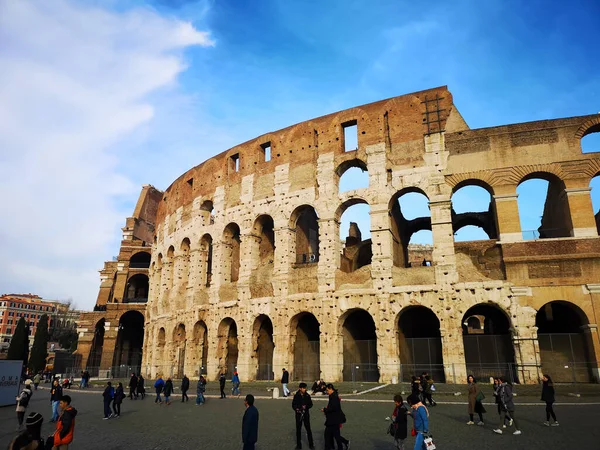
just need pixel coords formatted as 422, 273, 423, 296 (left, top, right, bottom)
1, 0, 599, 309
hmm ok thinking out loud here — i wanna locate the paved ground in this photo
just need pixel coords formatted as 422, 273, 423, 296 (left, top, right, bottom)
1, 388, 599, 449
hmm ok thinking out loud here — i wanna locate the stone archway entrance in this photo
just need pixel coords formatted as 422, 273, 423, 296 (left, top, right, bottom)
341, 309, 379, 382
291, 313, 321, 382
217, 318, 239, 376
87, 318, 105, 377
112, 311, 144, 377
253, 315, 274, 380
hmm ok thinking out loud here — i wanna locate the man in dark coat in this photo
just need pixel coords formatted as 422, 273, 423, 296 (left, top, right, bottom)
281, 368, 290, 397
219, 372, 226, 399
321, 384, 349, 450
292, 382, 314, 450
129, 373, 138, 400
242, 394, 259, 450
181, 374, 190, 402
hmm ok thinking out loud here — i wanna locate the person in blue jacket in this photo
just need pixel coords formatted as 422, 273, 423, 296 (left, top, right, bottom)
154, 376, 165, 404
242, 394, 259, 450
232, 371, 241, 397
102, 382, 115, 419
407, 394, 429, 450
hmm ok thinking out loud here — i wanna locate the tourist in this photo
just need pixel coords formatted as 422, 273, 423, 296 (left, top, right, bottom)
232, 371, 241, 397
407, 394, 429, 450
493, 378, 512, 428
79, 372, 85, 389
102, 382, 114, 419
493, 377, 521, 435
467, 375, 485, 426
154, 376, 165, 404
196, 375, 206, 405
421, 374, 436, 407
321, 383, 350, 450
181, 374, 190, 402
33, 373, 41, 391
390, 394, 408, 450
52, 395, 77, 449
292, 382, 315, 450
164, 377, 174, 405
219, 372, 227, 399
113, 382, 124, 418
129, 373, 138, 400
50, 379, 63, 423
137, 374, 146, 399
15, 379, 33, 431
281, 368, 290, 397
7, 412, 44, 450
83, 371, 90, 388
242, 394, 259, 450
541, 374, 559, 426
311, 379, 326, 396
410, 376, 422, 403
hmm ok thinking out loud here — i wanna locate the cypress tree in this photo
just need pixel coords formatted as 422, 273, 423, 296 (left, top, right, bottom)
29, 314, 50, 373
7, 317, 28, 366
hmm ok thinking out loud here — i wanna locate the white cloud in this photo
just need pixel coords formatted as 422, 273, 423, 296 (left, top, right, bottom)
0, 0, 213, 310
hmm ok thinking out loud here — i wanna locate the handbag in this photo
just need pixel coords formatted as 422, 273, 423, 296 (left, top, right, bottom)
340, 411, 347, 424
424, 433, 436, 449
411, 428, 417, 437
476, 390, 485, 402
387, 422, 396, 436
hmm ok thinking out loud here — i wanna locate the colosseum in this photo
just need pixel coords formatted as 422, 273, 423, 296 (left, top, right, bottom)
76, 85, 600, 385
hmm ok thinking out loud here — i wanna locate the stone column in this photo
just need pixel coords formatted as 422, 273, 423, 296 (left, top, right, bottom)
273, 225, 293, 297
493, 185, 523, 242
377, 323, 400, 383
429, 198, 458, 284
99, 321, 118, 375
440, 324, 467, 384
584, 284, 600, 382
272, 330, 290, 380
236, 327, 254, 382
563, 179, 598, 237
239, 232, 260, 300
317, 217, 338, 292
370, 205, 394, 291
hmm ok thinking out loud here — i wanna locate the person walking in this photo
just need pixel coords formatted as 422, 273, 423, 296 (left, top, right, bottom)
421, 375, 436, 407
467, 375, 486, 426
154, 376, 165, 404
128, 373, 138, 400
7, 412, 44, 450
219, 372, 227, 399
407, 394, 429, 450
493, 378, 512, 429
33, 373, 41, 391
196, 375, 207, 405
232, 371, 241, 397
52, 395, 77, 449
181, 374, 190, 402
390, 394, 408, 450
137, 374, 145, 399
242, 394, 259, 450
113, 382, 125, 418
164, 377, 174, 405
102, 382, 115, 419
281, 368, 290, 397
410, 376, 422, 403
15, 380, 33, 431
493, 377, 521, 435
292, 382, 315, 450
50, 379, 63, 423
541, 374, 559, 426
321, 384, 350, 450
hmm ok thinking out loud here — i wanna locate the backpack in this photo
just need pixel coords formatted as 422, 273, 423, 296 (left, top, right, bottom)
19, 390, 30, 408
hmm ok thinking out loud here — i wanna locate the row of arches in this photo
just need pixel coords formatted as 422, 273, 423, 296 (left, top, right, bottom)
145, 300, 594, 383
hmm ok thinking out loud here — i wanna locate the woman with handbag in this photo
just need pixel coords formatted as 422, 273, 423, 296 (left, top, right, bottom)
390, 394, 408, 450
321, 384, 350, 450
407, 394, 431, 450
467, 375, 486, 426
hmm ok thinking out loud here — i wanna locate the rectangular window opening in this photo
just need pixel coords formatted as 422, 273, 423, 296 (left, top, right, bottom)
187, 178, 193, 188
261, 142, 271, 162
230, 153, 240, 173
343, 120, 358, 152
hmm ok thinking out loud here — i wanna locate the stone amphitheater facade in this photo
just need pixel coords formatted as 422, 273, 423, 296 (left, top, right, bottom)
78, 86, 600, 385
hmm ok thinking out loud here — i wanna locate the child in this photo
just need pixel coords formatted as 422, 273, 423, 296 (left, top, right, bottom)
391, 394, 408, 450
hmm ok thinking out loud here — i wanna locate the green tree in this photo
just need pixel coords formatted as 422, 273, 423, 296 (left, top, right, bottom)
29, 314, 49, 373
7, 317, 29, 367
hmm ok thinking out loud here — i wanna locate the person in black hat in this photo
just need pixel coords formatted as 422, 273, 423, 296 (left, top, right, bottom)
7, 411, 44, 450
292, 382, 314, 450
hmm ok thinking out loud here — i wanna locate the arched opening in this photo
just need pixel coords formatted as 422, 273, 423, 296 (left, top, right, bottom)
173, 323, 186, 378
112, 311, 144, 377
178, 238, 191, 289
157, 327, 166, 367
130, 251, 151, 268
87, 318, 105, 376
337, 159, 369, 193
536, 301, 594, 382
397, 306, 445, 382
223, 223, 241, 283
250, 215, 275, 298
339, 200, 372, 272
200, 200, 215, 225
390, 189, 432, 268
291, 205, 319, 264
591, 175, 600, 235
200, 234, 213, 287
253, 315, 275, 380
341, 309, 379, 381
291, 313, 320, 381
124, 274, 149, 303
581, 125, 600, 154
253, 215, 275, 264
217, 318, 238, 376
517, 173, 573, 239
192, 321, 208, 376
462, 303, 517, 383
451, 183, 497, 241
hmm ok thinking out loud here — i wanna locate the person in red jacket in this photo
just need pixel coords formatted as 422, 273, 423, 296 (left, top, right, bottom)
52, 395, 77, 450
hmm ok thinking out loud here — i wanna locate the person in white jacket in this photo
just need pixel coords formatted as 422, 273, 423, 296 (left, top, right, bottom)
15, 379, 33, 431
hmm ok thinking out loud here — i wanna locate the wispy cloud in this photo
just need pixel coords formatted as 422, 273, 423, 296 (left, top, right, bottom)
0, 0, 213, 309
